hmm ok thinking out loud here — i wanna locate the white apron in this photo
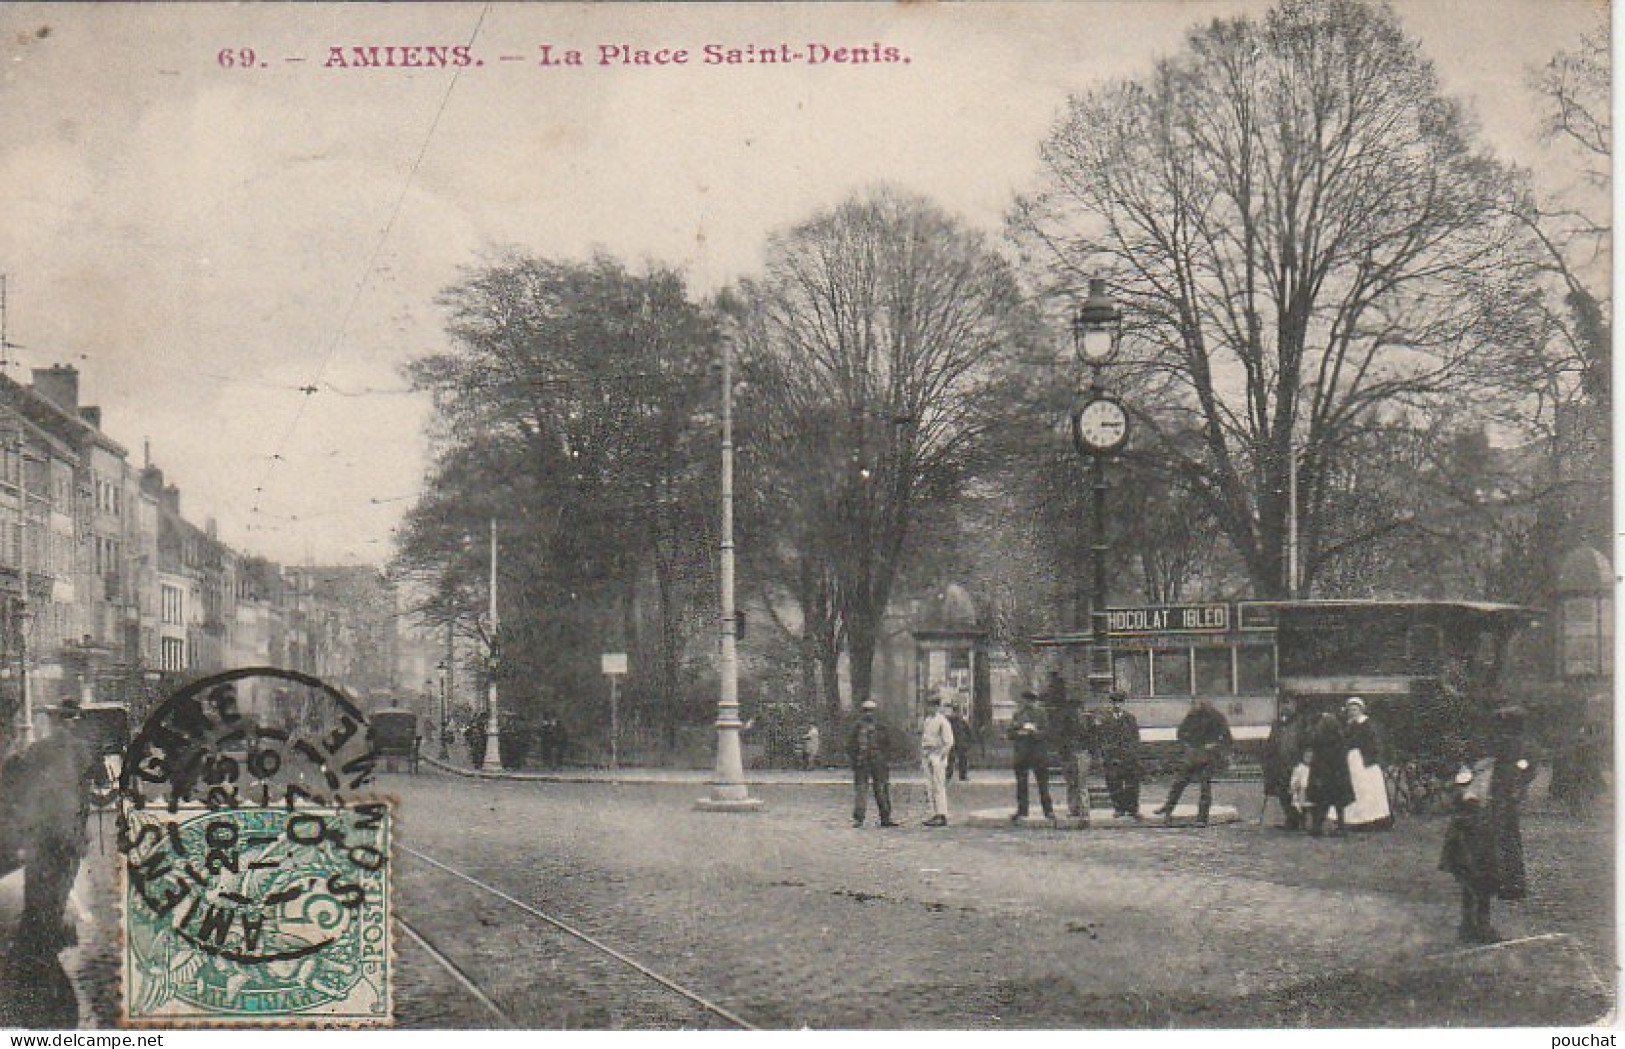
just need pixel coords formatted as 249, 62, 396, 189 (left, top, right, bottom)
1344, 751, 1392, 828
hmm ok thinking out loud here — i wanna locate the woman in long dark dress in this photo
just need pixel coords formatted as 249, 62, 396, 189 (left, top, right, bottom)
1440, 706, 1536, 943
1342, 697, 1393, 831
1306, 710, 1354, 836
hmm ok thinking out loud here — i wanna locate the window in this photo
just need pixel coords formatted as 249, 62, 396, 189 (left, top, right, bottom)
161, 585, 183, 626
161, 636, 186, 672
1151, 647, 1191, 696
1112, 650, 1149, 696
1237, 646, 1275, 694
1194, 647, 1233, 696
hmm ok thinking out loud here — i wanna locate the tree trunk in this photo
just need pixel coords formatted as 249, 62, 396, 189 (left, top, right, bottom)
846, 607, 877, 709
654, 551, 681, 749
819, 643, 843, 719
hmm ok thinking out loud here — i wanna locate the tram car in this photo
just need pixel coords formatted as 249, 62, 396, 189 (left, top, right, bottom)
1035, 602, 1279, 767
1268, 599, 1540, 771
1035, 599, 1540, 773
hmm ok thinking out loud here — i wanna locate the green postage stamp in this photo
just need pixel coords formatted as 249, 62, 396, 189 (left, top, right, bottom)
121, 802, 392, 1025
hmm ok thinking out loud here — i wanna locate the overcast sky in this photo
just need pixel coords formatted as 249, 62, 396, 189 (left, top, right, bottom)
0, 1, 1605, 567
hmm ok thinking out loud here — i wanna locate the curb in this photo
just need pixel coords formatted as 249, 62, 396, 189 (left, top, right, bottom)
417, 754, 1008, 788
419, 753, 854, 786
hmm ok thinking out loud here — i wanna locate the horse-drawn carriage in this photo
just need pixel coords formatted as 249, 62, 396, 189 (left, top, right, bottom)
371, 708, 422, 774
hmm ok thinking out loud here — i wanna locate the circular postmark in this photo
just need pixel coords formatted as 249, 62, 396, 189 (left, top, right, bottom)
117, 669, 393, 1019
119, 666, 378, 812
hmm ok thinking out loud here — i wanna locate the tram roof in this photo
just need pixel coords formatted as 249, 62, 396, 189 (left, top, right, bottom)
1031, 599, 1540, 646
1254, 599, 1541, 618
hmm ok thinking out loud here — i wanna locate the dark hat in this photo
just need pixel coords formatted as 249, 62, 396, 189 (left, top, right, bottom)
1109, 691, 1126, 703
1020, 690, 1038, 701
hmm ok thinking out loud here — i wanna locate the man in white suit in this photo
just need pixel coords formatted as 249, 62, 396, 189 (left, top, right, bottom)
920, 698, 956, 827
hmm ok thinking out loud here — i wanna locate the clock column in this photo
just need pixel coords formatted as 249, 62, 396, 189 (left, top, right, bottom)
1069, 280, 1126, 699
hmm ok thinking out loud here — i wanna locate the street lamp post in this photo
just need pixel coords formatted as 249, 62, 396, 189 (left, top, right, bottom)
697, 332, 763, 813
482, 518, 501, 772
1068, 279, 1127, 698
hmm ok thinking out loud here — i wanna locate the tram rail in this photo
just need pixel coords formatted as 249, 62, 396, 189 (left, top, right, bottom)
396, 843, 757, 1030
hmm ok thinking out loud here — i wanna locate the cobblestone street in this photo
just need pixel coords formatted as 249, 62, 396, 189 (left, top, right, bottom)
3, 768, 1610, 1029
384, 770, 1611, 1029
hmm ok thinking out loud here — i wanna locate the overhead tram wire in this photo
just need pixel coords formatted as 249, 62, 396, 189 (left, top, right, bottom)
246, 493, 418, 526
246, 3, 491, 534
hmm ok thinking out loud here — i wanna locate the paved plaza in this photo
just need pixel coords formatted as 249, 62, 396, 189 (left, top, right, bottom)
2, 769, 1611, 1029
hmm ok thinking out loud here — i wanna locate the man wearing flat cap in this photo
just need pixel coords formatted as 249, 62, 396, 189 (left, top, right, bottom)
1007, 689, 1056, 822
847, 700, 898, 828
1096, 691, 1143, 819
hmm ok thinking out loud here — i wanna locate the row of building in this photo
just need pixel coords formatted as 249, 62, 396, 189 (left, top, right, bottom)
0, 363, 434, 746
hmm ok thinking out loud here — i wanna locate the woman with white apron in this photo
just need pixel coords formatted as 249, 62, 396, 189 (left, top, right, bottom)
1342, 697, 1393, 831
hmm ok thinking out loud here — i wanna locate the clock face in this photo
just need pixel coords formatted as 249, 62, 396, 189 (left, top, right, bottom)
1073, 396, 1129, 454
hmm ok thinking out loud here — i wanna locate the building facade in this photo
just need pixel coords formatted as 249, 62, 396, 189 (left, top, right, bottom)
0, 364, 422, 748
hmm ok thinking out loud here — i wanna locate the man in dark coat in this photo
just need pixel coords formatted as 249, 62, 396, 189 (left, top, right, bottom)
1306, 709, 1354, 836
1095, 691, 1143, 819
1, 701, 100, 963
1008, 690, 1056, 822
1440, 705, 1536, 943
1260, 699, 1305, 829
946, 709, 976, 782
847, 701, 898, 827
1154, 698, 1232, 826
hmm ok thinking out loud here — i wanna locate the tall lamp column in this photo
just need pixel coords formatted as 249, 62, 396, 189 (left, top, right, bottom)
698, 333, 763, 812
1069, 279, 1127, 697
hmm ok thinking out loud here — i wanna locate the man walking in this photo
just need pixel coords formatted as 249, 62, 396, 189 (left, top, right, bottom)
848, 700, 898, 828
1096, 691, 1143, 819
1154, 697, 1232, 826
1008, 690, 1057, 823
920, 698, 956, 826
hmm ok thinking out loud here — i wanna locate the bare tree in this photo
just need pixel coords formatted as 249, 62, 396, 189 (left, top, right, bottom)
1013, 0, 1536, 598
732, 188, 1036, 709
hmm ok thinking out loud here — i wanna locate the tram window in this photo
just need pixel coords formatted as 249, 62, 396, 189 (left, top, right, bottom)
1114, 650, 1150, 696
1151, 648, 1191, 696
1194, 648, 1233, 695
1406, 625, 1443, 670
1237, 646, 1275, 694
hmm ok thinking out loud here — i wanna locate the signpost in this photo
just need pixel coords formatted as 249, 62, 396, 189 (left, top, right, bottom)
602, 652, 627, 771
